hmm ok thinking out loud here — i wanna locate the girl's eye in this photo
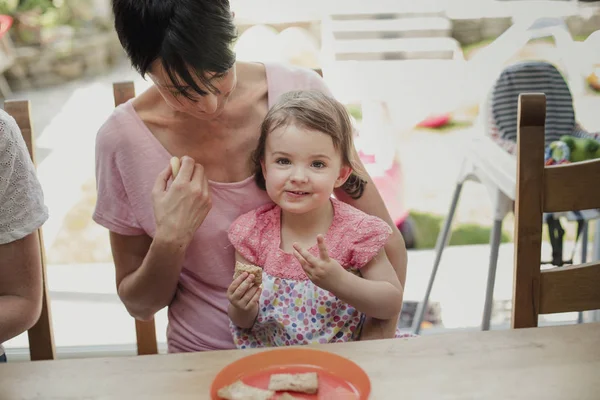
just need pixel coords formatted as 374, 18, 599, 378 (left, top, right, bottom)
276, 158, 290, 165
312, 161, 326, 168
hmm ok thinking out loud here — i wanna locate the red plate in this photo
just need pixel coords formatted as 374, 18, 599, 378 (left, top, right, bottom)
210, 348, 371, 399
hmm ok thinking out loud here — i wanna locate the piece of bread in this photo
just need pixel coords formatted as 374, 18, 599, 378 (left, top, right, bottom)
268, 372, 318, 394
170, 156, 180, 179
233, 261, 263, 285
278, 394, 300, 400
217, 380, 274, 400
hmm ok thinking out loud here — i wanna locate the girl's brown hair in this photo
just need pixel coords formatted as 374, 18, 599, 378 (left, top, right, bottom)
253, 90, 367, 199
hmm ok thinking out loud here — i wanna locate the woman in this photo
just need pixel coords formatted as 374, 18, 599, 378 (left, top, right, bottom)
0, 109, 48, 362
94, 0, 407, 353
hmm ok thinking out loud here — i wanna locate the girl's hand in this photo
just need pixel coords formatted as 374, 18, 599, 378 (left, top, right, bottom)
152, 156, 212, 248
227, 272, 262, 311
293, 235, 345, 293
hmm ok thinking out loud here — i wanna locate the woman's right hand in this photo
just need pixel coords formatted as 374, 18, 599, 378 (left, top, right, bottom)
152, 156, 212, 248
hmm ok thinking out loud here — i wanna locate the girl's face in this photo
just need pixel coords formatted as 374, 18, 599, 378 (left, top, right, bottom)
149, 61, 237, 120
261, 124, 352, 215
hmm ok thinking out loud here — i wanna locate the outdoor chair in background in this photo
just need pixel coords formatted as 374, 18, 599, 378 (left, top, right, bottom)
512, 93, 600, 328
412, 59, 600, 334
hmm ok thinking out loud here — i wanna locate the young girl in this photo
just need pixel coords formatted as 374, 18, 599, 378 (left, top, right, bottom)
226, 90, 405, 348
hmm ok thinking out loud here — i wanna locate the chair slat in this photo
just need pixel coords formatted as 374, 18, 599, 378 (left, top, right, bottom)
539, 262, 600, 314
512, 93, 546, 329
135, 320, 158, 355
512, 92, 600, 329
113, 82, 136, 108
543, 159, 600, 213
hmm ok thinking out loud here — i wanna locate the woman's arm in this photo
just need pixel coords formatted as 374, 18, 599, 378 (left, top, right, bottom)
0, 233, 43, 343
334, 150, 407, 289
110, 231, 185, 320
330, 249, 403, 320
109, 157, 213, 320
0, 111, 48, 343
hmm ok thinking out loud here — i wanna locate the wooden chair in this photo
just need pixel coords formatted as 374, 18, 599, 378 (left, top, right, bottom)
512, 93, 600, 328
3, 100, 55, 360
112, 81, 159, 355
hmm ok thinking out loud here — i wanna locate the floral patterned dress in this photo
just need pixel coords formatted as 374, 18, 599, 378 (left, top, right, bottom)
227, 198, 400, 349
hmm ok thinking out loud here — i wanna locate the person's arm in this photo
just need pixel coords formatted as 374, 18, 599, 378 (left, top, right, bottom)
0, 233, 43, 344
227, 252, 261, 329
110, 232, 185, 320
333, 155, 407, 289
293, 238, 402, 320
0, 111, 48, 343
107, 157, 213, 320
330, 249, 403, 320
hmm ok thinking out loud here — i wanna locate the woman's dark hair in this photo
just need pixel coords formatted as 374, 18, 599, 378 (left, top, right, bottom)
112, 0, 237, 100
253, 90, 367, 200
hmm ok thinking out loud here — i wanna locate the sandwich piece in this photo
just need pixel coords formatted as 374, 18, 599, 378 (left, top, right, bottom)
278, 394, 300, 400
217, 380, 274, 400
170, 156, 181, 179
268, 372, 319, 394
233, 261, 263, 286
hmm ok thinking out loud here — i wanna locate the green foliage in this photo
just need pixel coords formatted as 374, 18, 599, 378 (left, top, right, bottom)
409, 211, 512, 249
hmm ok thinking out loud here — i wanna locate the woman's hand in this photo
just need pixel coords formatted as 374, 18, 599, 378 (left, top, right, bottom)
293, 235, 346, 293
152, 156, 212, 248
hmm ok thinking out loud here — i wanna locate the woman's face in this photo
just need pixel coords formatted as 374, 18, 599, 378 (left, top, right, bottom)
148, 60, 237, 120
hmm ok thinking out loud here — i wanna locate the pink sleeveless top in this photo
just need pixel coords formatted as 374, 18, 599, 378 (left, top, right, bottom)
93, 63, 332, 352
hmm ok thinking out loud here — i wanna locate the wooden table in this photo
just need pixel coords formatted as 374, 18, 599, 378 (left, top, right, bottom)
2, 323, 599, 399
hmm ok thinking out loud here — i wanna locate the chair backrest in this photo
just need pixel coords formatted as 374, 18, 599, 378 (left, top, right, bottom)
512, 93, 600, 328
112, 82, 159, 356
491, 61, 575, 147
3, 100, 56, 360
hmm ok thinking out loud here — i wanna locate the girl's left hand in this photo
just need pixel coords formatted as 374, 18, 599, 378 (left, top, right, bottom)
293, 235, 345, 292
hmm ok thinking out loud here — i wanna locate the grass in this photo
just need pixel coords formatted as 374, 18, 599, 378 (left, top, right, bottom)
409, 210, 512, 250
409, 209, 596, 251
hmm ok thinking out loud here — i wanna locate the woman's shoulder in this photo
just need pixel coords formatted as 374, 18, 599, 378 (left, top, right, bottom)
0, 109, 20, 144
0, 109, 30, 167
95, 88, 162, 158
0, 109, 28, 173
96, 100, 139, 149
